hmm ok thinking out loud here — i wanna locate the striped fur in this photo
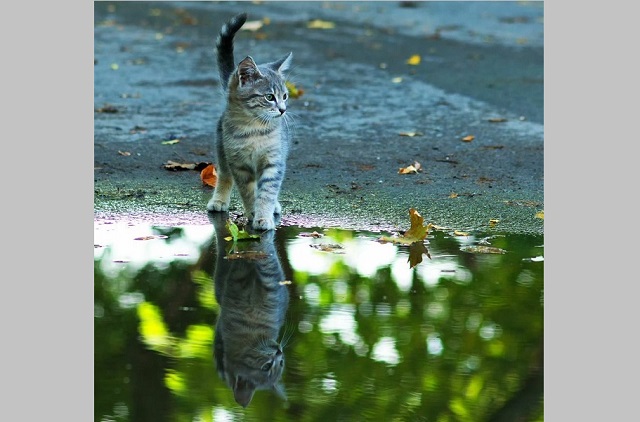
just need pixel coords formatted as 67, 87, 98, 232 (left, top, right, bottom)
210, 213, 290, 407
207, 13, 293, 231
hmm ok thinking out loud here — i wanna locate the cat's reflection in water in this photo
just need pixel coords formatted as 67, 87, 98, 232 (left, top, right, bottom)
209, 213, 290, 408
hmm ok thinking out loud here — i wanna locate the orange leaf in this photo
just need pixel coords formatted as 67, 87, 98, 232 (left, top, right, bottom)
200, 164, 217, 187
462, 135, 475, 142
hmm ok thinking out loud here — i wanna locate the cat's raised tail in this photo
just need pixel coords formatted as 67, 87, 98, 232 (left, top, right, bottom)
216, 13, 248, 91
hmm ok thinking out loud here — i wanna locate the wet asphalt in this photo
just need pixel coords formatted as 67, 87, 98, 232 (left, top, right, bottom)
94, 1, 544, 235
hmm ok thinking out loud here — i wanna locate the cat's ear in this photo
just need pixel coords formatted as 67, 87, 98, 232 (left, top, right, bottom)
233, 376, 256, 408
237, 56, 262, 87
269, 52, 292, 74
272, 382, 287, 401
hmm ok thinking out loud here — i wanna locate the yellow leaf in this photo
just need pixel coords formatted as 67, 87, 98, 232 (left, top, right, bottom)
399, 131, 423, 137
118, 150, 131, 156
391, 77, 403, 83
162, 139, 180, 145
279, 280, 292, 285
489, 219, 500, 227
454, 230, 469, 236
285, 81, 304, 98
535, 210, 544, 219
406, 54, 421, 65
307, 19, 335, 29
462, 135, 475, 142
241, 20, 264, 32
449, 192, 458, 199
398, 165, 418, 174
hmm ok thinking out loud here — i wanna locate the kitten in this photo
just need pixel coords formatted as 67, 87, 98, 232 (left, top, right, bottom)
207, 13, 293, 231
209, 212, 290, 407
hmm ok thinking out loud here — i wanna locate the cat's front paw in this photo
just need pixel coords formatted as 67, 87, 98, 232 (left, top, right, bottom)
252, 216, 276, 231
207, 198, 229, 212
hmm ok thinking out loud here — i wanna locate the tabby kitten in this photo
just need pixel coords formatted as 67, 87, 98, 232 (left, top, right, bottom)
207, 13, 293, 231
209, 212, 290, 407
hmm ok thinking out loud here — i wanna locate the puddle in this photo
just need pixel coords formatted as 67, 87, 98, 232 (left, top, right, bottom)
94, 214, 543, 421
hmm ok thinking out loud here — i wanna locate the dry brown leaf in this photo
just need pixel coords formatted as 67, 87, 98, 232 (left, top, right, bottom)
118, 150, 131, 156
449, 192, 459, 199
454, 230, 469, 237
462, 135, 475, 142
201, 164, 217, 187
488, 117, 507, 123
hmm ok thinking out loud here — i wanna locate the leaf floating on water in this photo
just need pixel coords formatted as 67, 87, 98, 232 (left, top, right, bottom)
460, 245, 507, 254
462, 135, 475, 142
489, 219, 500, 227
161, 139, 180, 145
224, 251, 269, 260
380, 208, 433, 245
406, 54, 421, 65
454, 230, 470, 237
449, 192, 459, 199
134, 235, 169, 241
391, 77, 403, 83
310, 244, 344, 253
535, 210, 544, 219
399, 131, 423, 137
224, 219, 260, 242
307, 19, 336, 29
118, 150, 131, 156
299, 231, 324, 238
200, 164, 217, 187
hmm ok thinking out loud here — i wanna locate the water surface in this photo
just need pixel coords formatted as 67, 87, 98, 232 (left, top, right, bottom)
95, 216, 543, 421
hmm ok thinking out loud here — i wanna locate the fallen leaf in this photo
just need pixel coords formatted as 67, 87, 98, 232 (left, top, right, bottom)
95, 104, 119, 113
406, 54, 421, 65
399, 131, 423, 137
299, 231, 324, 238
460, 245, 507, 254
118, 150, 131, 156
310, 244, 344, 253
286, 81, 304, 98
408, 241, 431, 269
489, 219, 500, 227
398, 161, 422, 174
535, 210, 544, 219
224, 251, 268, 260
454, 230, 470, 237
279, 280, 292, 285
110, 63, 119, 70
164, 161, 211, 171
391, 77, 403, 83
161, 139, 180, 145
449, 192, 459, 199
487, 117, 507, 123
200, 164, 217, 187
134, 235, 168, 240
241, 20, 264, 31
307, 19, 336, 29
462, 135, 475, 142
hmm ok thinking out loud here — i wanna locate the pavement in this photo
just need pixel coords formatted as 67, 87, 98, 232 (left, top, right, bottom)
94, 1, 544, 235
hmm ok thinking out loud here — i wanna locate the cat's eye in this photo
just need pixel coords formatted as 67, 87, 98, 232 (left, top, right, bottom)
265, 94, 276, 102
283, 92, 288, 100
261, 362, 273, 371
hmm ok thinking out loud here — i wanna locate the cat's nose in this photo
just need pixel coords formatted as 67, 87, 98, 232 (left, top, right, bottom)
278, 108, 286, 115
276, 348, 283, 356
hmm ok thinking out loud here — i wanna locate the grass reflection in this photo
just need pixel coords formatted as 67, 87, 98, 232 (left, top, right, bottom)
95, 224, 543, 421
